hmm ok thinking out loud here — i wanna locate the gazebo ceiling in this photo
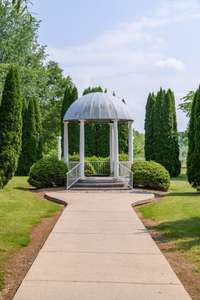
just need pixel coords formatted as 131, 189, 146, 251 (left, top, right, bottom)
63, 92, 133, 123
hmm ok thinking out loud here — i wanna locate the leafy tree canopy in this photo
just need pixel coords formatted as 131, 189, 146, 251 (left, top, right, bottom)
179, 91, 195, 118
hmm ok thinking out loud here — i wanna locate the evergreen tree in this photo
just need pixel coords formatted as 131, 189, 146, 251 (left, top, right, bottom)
145, 88, 180, 177
153, 88, 165, 163
158, 90, 175, 175
144, 93, 156, 160
112, 91, 128, 154
33, 97, 43, 160
17, 97, 42, 175
82, 87, 129, 157
187, 88, 200, 188
0, 66, 22, 188
118, 123, 128, 154
61, 81, 78, 154
167, 89, 181, 176
16, 98, 27, 175
83, 86, 103, 95
83, 86, 109, 156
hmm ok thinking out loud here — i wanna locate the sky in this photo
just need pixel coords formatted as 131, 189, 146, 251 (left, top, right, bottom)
31, 0, 200, 132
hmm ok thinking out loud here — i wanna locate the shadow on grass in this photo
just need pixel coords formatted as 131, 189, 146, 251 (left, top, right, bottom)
172, 174, 187, 181
14, 186, 34, 191
169, 192, 200, 197
148, 217, 200, 252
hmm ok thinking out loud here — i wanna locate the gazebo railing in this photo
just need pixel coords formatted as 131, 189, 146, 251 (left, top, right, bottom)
66, 160, 134, 189
85, 160, 110, 176
68, 160, 133, 177
119, 162, 133, 188
68, 161, 80, 170
66, 163, 81, 190
69, 160, 110, 176
119, 161, 132, 169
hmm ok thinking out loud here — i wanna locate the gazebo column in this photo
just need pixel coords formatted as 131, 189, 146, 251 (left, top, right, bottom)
109, 123, 114, 174
57, 136, 62, 161
113, 120, 119, 178
128, 121, 133, 165
64, 122, 69, 165
80, 120, 85, 178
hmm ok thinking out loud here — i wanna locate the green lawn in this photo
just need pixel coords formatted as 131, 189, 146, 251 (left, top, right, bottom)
139, 174, 200, 272
0, 177, 60, 289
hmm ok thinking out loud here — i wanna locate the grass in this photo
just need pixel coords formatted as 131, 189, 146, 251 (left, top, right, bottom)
139, 172, 200, 273
0, 177, 60, 289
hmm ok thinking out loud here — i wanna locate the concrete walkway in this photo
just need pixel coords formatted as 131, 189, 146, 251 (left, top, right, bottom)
14, 191, 191, 300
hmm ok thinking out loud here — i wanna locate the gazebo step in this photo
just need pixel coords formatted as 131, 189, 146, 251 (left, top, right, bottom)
71, 177, 131, 190
70, 187, 131, 191
72, 183, 127, 188
78, 177, 124, 184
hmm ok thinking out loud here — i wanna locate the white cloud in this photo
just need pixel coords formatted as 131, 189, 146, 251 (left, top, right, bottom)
155, 58, 185, 71
47, 0, 200, 131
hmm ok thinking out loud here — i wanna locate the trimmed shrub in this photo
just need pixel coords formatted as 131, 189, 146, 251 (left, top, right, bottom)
61, 83, 78, 154
132, 161, 170, 191
28, 157, 68, 188
69, 154, 80, 161
119, 153, 128, 161
85, 162, 95, 176
86, 156, 110, 176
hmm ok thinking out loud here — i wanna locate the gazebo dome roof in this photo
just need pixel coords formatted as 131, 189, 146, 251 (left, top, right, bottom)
63, 92, 133, 123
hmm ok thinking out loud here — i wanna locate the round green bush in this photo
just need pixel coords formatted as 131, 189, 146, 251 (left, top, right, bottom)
132, 161, 170, 191
28, 157, 68, 188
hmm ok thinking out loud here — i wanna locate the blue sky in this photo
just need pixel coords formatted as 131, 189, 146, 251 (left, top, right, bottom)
32, 0, 200, 132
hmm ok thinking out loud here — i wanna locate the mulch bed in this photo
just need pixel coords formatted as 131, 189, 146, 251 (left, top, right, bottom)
0, 192, 64, 300
137, 209, 200, 300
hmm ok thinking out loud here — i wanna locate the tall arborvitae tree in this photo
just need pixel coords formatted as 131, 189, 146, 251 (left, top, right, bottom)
158, 90, 175, 174
145, 88, 180, 177
187, 91, 197, 183
0, 66, 22, 188
16, 98, 27, 175
187, 87, 200, 188
83, 86, 110, 157
82, 87, 129, 156
167, 89, 181, 176
145, 93, 156, 160
153, 88, 165, 163
33, 97, 43, 160
61, 81, 78, 154
83, 86, 103, 95
112, 90, 128, 155
118, 123, 128, 154
17, 97, 42, 175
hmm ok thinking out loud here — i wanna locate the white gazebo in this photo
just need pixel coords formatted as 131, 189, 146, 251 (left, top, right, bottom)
63, 92, 133, 181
